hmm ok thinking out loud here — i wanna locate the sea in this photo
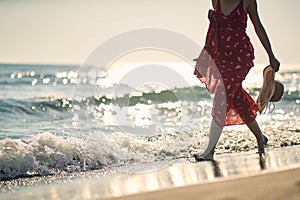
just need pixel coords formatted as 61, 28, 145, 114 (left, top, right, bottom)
0, 63, 299, 181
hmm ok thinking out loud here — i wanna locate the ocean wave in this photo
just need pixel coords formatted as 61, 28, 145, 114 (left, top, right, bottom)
0, 86, 209, 118
0, 131, 195, 181
0, 84, 298, 124
0, 98, 71, 118
2, 124, 300, 181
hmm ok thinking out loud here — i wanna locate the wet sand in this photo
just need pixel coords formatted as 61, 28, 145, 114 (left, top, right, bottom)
1, 146, 300, 200
104, 165, 300, 200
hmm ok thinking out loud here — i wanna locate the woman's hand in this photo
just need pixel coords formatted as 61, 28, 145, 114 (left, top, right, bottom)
269, 56, 280, 72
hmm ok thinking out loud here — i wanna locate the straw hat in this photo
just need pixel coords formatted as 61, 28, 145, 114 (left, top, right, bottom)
256, 65, 284, 113
270, 80, 284, 102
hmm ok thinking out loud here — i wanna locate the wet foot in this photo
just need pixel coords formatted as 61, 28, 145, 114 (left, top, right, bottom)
263, 134, 268, 145
193, 153, 214, 162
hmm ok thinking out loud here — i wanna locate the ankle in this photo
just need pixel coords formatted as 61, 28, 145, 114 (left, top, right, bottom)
205, 153, 214, 160
257, 142, 265, 153
201, 152, 214, 160
193, 153, 214, 162
262, 134, 268, 145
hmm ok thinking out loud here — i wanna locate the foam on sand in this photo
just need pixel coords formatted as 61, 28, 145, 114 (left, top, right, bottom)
1, 146, 300, 200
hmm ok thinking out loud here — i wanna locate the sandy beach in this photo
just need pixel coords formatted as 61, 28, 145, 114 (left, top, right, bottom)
102, 146, 300, 200
104, 165, 300, 200
0, 0, 300, 199
1, 146, 300, 200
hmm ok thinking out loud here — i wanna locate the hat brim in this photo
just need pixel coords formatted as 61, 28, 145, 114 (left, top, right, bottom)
270, 80, 284, 102
256, 66, 275, 113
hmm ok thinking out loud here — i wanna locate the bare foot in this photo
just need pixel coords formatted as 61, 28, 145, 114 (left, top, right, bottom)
193, 153, 214, 162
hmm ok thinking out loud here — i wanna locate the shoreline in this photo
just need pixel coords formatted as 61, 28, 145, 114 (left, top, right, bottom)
1, 146, 300, 200
104, 163, 300, 200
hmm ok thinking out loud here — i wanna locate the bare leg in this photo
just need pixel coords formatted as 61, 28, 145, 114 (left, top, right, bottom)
246, 119, 265, 154
195, 120, 223, 160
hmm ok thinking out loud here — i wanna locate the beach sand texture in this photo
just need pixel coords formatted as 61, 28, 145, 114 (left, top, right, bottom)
104, 166, 300, 200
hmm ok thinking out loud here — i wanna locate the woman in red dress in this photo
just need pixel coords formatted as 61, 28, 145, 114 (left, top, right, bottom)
193, 0, 280, 161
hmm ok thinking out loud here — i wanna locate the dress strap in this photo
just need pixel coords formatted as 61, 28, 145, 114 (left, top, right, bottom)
216, 0, 221, 12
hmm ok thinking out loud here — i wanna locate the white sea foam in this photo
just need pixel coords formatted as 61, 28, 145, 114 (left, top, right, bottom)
0, 131, 197, 180
0, 138, 36, 180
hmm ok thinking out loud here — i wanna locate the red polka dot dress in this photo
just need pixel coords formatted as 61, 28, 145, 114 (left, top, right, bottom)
194, 0, 258, 127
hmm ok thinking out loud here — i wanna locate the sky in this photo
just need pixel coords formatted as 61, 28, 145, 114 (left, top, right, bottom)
0, 0, 299, 66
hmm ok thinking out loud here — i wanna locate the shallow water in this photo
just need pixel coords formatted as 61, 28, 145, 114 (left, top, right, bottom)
0, 63, 300, 181
1, 146, 300, 200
